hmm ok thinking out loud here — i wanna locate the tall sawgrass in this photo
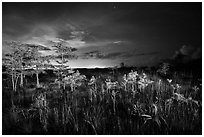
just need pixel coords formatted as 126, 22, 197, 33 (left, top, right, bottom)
2, 69, 202, 134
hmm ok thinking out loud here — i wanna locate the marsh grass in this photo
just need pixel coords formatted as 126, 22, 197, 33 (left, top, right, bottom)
2, 69, 202, 135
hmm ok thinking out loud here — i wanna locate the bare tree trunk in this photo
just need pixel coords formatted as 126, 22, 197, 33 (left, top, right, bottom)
113, 91, 116, 114
14, 68, 17, 92
71, 84, 74, 92
124, 83, 127, 91
20, 58, 24, 87
12, 74, 15, 92
11, 58, 15, 91
58, 81, 61, 89
36, 72, 40, 88
20, 73, 23, 87
9, 70, 15, 107
95, 83, 97, 92
63, 82, 66, 90
14, 74, 20, 92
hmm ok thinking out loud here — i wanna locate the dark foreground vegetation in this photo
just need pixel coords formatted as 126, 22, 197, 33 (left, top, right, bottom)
2, 64, 202, 135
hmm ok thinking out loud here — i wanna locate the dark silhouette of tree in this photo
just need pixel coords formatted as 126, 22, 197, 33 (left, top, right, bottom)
120, 62, 125, 68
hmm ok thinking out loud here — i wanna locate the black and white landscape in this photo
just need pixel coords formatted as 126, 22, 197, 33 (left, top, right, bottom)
2, 2, 202, 135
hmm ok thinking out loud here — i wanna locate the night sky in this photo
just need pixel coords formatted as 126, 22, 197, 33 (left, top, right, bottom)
2, 2, 202, 68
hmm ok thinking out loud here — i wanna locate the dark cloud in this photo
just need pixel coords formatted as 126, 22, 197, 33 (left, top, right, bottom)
118, 51, 159, 59
82, 50, 159, 60
81, 50, 104, 59
82, 50, 124, 59
191, 48, 201, 59
179, 45, 194, 56
4, 41, 51, 51
102, 52, 124, 59
23, 43, 51, 51
172, 45, 201, 63
133, 51, 159, 57
2, 3, 202, 68
3, 17, 33, 40
55, 54, 78, 60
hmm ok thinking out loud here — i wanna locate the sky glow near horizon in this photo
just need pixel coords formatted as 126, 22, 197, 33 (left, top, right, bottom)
2, 2, 202, 68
